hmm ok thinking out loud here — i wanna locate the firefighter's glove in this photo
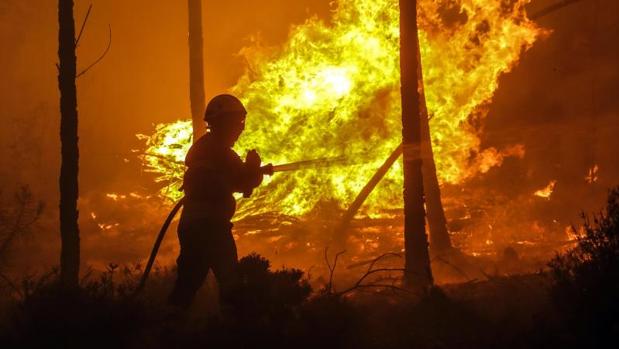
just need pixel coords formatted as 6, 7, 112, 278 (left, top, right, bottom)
243, 150, 264, 197
246, 149, 261, 169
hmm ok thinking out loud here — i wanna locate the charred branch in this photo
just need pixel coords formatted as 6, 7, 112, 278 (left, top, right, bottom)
74, 4, 92, 47
0, 187, 43, 266
530, 0, 585, 20
324, 247, 346, 294
76, 24, 111, 78
333, 144, 402, 246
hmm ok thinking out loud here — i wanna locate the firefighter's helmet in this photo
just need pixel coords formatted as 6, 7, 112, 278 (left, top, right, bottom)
204, 94, 247, 125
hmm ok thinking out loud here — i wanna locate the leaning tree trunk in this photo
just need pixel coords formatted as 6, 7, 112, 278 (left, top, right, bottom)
417, 48, 453, 254
58, 0, 80, 289
188, 0, 206, 142
420, 108, 452, 254
399, 0, 433, 289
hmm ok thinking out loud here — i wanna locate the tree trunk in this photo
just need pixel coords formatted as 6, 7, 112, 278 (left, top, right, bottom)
58, 0, 80, 289
333, 144, 402, 247
188, 0, 206, 142
420, 111, 452, 253
417, 48, 453, 254
399, 0, 433, 289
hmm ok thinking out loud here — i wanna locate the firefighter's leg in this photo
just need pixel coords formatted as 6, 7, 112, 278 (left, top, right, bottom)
168, 224, 210, 309
209, 224, 239, 310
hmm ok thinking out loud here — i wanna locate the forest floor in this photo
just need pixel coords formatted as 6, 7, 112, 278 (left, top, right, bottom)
0, 255, 614, 349
1, 188, 618, 348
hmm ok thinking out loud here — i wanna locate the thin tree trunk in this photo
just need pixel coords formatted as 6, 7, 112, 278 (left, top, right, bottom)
332, 3, 452, 256
58, 0, 80, 289
420, 112, 452, 253
417, 48, 453, 253
188, 0, 206, 142
333, 144, 402, 247
399, 0, 433, 289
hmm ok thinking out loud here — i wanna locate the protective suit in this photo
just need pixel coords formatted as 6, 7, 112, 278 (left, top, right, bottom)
168, 94, 265, 308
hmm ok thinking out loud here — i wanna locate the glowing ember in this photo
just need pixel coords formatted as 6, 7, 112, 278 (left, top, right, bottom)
140, 0, 542, 217
585, 164, 599, 184
106, 193, 127, 201
534, 180, 557, 200
565, 225, 584, 241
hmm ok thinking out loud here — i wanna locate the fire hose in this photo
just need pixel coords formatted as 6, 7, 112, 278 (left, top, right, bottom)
135, 157, 347, 293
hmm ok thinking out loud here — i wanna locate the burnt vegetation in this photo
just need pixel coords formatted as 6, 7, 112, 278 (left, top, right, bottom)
0, 188, 617, 348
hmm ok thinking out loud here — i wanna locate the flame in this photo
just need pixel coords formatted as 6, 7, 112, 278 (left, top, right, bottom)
585, 164, 599, 184
473, 144, 525, 174
140, 0, 542, 217
534, 180, 557, 199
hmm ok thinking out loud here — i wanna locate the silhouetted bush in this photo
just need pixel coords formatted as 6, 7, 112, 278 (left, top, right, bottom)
8, 237, 618, 349
227, 253, 312, 321
171, 253, 313, 349
297, 294, 360, 348
549, 187, 619, 346
0, 267, 167, 349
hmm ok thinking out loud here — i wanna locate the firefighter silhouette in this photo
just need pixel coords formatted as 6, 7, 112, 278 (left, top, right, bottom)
168, 94, 268, 309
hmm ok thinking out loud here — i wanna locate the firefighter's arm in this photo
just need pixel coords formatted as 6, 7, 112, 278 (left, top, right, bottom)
240, 150, 269, 198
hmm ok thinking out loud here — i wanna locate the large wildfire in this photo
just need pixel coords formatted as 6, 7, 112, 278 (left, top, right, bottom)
139, 0, 542, 219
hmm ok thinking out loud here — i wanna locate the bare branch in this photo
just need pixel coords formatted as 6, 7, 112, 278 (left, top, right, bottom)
324, 247, 346, 294
0, 196, 26, 260
346, 252, 402, 269
0, 271, 22, 299
364, 252, 402, 275
530, 0, 585, 20
338, 284, 414, 297
335, 252, 409, 297
75, 4, 93, 47
338, 268, 406, 296
77, 24, 112, 78
324, 247, 331, 275
0, 188, 41, 265
431, 255, 472, 282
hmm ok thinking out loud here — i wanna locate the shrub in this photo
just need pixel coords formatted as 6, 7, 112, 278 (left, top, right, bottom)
227, 253, 312, 322
548, 187, 619, 345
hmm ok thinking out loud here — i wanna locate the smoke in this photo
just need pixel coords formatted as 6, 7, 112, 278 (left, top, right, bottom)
483, 0, 619, 220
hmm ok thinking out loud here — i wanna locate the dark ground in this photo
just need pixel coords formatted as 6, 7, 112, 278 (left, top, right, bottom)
1, 187, 618, 349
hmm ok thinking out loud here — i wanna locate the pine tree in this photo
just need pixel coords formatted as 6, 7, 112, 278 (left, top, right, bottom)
399, 0, 433, 289
57, 0, 80, 289
188, 0, 206, 142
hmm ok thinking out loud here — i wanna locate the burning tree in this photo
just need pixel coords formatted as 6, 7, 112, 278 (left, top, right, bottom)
57, 0, 80, 289
399, 0, 433, 288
